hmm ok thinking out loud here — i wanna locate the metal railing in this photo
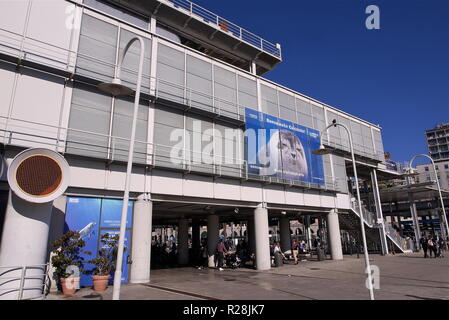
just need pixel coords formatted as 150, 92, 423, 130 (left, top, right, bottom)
0, 24, 384, 164
161, 0, 282, 58
384, 222, 414, 252
0, 264, 49, 300
349, 199, 414, 253
322, 132, 385, 163
350, 199, 377, 228
0, 115, 343, 193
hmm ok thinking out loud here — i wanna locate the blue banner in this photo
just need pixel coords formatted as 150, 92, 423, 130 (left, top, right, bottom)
64, 197, 133, 286
245, 108, 324, 184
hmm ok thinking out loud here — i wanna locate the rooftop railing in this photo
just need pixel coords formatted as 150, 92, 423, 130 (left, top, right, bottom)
161, 0, 282, 59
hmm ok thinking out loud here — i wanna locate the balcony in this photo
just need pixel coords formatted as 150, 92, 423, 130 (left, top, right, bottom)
103, 0, 282, 74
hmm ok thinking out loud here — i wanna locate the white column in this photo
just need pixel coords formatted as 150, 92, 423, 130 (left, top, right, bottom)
279, 216, 291, 252
207, 214, 219, 268
326, 209, 343, 260
130, 194, 152, 284
371, 169, 389, 255
408, 193, 421, 251
254, 204, 270, 270
0, 191, 53, 299
177, 218, 189, 265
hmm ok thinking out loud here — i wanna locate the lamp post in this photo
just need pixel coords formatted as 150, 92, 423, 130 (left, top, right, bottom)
409, 154, 449, 241
313, 119, 375, 300
97, 36, 145, 300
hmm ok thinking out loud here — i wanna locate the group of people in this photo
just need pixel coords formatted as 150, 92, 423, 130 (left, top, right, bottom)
151, 239, 178, 268
196, 238, 253, 271
419, 234, 446, 258
271, 239, 310, 266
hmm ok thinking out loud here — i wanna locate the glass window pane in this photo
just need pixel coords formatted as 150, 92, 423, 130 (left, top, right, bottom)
67, 82, 112, 158
76, 14, 118, 83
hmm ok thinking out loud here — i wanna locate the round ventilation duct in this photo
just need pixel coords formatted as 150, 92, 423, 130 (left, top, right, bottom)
7, 148, 70, 203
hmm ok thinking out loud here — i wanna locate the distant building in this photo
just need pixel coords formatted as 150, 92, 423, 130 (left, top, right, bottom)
415, 160, 449, 191
426, 123, 449, 162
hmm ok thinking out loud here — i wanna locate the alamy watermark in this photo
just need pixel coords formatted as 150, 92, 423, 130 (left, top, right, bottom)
365, 5, 380, 30
365, 264, 380, 290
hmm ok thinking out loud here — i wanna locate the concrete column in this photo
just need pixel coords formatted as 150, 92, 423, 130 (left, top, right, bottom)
408, 193, 421, 251
47, 195, 67, 293
191, 219, 201, 250
177, 218, 189, 265
0, 191, 53, 299
254, 204, 270, 270
279, 216, 291, 252
207, 214, 219, 268
371, 169, 389, 255
305, 215, 312, 250
326, 209, 343, 260
247, 217, 256, 255
130, 194, 152, 284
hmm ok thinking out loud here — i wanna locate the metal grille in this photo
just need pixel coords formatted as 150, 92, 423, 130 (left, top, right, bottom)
15, 155, 62, 197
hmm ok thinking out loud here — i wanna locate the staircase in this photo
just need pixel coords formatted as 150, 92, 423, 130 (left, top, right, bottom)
339, 199, 413, 253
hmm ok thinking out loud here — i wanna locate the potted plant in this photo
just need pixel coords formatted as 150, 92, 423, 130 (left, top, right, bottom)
51, 231, 90, 295
88, 233, 122, 292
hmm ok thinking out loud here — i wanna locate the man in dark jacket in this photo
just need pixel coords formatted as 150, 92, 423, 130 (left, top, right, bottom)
420, 235, 428, 258
216, 238, 228, 271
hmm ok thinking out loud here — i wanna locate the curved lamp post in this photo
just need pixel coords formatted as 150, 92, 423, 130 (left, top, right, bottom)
409, 154, 449, 241
97, 36, 145, 300
313, 119, 375, 300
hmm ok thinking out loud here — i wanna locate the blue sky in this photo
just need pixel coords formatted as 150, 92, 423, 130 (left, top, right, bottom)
192, 0, 449, 164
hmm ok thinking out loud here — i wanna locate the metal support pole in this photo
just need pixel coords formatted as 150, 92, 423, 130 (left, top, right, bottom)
371, 169, 388, 255
112, 37, 145, 301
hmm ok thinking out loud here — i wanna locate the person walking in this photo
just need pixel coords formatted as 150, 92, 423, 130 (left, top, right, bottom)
216, 238, 227, 271
420, 235, 428, 258
439, 237, 446, 258
291, 239, 299, 265
428, 235, 436, 258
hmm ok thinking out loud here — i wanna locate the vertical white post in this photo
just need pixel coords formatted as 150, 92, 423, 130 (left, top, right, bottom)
112, 37, 145, 300
371, 169, 389, 255
254, 203, 270, 270
326, 209, 343, 260
130, 194, 152, 284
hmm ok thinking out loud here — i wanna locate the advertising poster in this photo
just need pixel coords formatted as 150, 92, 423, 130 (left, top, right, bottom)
64, 197, 101, 287
245, 108, 324, 184
64, 197, 133, 286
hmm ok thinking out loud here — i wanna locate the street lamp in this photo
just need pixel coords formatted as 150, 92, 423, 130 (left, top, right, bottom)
313, 119, 375, 300
408, 154, 449, 241
97, 36, 145, 301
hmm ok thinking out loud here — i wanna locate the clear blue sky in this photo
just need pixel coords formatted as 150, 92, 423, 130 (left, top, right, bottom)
193, 0, 449, 164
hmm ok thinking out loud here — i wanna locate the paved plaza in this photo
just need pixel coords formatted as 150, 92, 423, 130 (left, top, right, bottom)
46, 252, 449, 300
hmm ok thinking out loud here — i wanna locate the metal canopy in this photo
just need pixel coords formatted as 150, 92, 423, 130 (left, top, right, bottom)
378, 182, 449, 203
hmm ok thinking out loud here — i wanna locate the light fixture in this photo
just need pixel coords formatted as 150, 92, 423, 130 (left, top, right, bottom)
98, 78, 134, 96
234, 207, 239, 214
313, 144, 333, 155
281, 211, 287, 215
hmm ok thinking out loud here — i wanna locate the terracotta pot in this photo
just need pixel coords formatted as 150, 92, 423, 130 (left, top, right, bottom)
92, 275, 111, 292
60, 277, 79, 295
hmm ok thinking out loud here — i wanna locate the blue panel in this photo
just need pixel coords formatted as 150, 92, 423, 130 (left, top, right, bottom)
64, 197, 101, 287
100, 199, 133, 229
244, 108, 324, 184
100, 229, 131, 283
307, 128, 325, 185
